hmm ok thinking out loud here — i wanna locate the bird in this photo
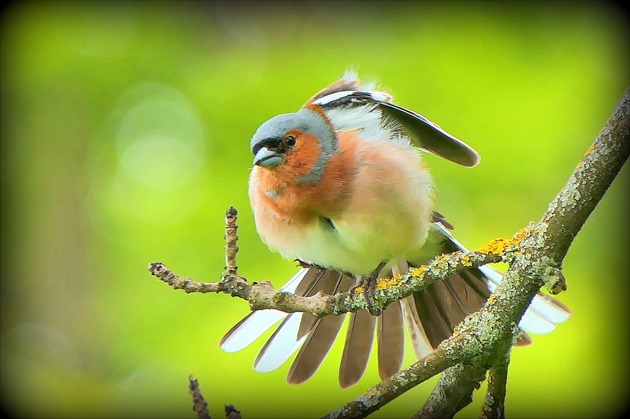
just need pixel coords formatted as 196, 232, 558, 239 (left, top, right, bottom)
219, 71, 570, 388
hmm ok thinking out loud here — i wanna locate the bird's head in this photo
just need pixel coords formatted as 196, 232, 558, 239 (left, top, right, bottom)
250, 109, 337, 184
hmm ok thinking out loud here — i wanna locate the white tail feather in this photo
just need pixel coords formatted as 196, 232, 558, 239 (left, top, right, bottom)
219, 269, 309, 353
479, 265, 569, 334
517, 305, 558, 334
220, 310, 288, 353
529, 293, 571, 324
253, 313, 306, 372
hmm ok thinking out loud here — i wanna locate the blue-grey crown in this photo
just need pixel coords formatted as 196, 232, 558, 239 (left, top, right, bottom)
249, 108, 337, 184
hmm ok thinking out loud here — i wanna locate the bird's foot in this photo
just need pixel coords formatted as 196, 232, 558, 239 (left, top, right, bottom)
353, 262, 387, 316
295, 259, 319, 269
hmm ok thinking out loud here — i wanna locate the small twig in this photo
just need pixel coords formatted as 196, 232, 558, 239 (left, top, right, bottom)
148, 262, 218, 293
480, 345, 511, 419
189, 375, 210, 419
225, 404, 242, 419
224, 206, 239, 276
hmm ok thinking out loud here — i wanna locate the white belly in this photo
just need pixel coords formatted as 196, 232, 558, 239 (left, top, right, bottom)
255, 185, 432, 276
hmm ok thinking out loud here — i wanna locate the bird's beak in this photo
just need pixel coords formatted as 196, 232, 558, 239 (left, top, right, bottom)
253, 147, 283, 168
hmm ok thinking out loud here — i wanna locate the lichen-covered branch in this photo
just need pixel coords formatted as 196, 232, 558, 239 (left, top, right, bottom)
323, 331, 483, 419
542, 89, 629, 261
413, 363, 487, 419
148, 241, 508, 318
481, 345, 512, 419
224, 206, 239, 276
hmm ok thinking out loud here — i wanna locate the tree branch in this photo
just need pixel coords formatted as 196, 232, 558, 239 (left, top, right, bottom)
542, 88, 630, 261
148, 241, 511, 317
323, 331, 483, 419
480, 345, 512, 419
413, 363, 487, 419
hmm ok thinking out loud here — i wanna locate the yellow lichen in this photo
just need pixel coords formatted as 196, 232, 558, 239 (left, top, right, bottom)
478, 228, 528, 255
576, 144, 596, 169
511, 227, 529, 246
363, 387, 380, 397
478, 237, 512, 254
410, 266, 426, 277
461, 254, 473, 267
583, 144, 595, 157
377, 275, 402, 290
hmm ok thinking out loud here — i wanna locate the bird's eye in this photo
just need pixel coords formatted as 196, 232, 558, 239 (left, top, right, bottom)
285, 135, 296, 147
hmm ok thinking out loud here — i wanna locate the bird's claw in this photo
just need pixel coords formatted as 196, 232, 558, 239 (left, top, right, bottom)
363, 284, 382, 316
352, 262, 387, 316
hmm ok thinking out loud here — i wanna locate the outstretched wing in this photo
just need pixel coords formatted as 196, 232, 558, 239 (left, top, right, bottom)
306, 72, 480, 167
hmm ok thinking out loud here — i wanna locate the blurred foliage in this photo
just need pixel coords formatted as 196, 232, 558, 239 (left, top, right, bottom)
1, 1, 628, 418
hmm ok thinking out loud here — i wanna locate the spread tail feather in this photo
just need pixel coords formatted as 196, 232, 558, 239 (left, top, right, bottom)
287, 273, 353, 384
219, 268, 309, 353
220, 223, 570, 386
339, 309, 376, 388
377, 301, 405, 381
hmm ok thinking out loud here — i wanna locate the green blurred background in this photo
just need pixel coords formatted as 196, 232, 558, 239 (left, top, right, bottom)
1, 1, 628, 418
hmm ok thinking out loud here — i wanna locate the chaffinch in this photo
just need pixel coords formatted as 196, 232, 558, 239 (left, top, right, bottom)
220, 71, 570, 388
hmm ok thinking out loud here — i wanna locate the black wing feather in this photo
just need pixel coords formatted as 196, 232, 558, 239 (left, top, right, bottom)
317, 91, 480, 167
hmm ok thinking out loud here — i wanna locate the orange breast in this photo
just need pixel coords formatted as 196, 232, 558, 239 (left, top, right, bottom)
252, 131, 359, 223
